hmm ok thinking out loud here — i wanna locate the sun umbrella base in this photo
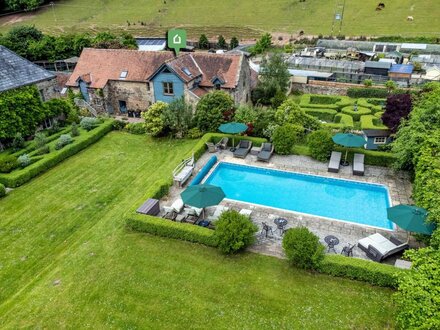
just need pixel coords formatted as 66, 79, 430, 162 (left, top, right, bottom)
340, 160, 349, 166
230, 147, 236, 152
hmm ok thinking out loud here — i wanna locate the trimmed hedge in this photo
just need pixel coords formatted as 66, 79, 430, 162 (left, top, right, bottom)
341, 106, 372, 121
335, 96, 355, 109
357, 98, 383, 113
126, 214, 218, 247
303, 108, 338, 122
0, 183, 5, 198
334, 146, 396, 167
309, 95, 341, 105
318, 254, 405, 288
0, 120, 114, 187
360, 115, 387, 130
347, 88, 389, 99
299, 95, 339, 110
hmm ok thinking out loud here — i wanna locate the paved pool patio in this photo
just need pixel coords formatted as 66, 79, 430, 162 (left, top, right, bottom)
161, 149, 414, 262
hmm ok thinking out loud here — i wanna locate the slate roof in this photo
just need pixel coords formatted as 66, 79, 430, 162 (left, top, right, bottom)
0, 46, 55, 92
363, 129, 391, 137
364, 61, 392, 70
66, 48, 174, 88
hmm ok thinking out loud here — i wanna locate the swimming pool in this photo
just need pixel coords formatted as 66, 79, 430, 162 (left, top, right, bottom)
204, 162, 393, 230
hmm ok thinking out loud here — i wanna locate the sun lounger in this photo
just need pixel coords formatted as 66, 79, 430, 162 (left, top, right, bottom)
207, 205, 229, 221
205, 142, 216, 153
233, 140, 252, 158
358, 233, 409, 262
328, 151, 342, 173
257, 143, 274, 162
162, 198, 184, 220
216, 137, 229, 150
353, 153, 365, 176
183, 206, 203, 224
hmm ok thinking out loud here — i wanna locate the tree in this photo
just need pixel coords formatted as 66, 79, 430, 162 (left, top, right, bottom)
161, 97, 193, 138
142, 102, 168, 136
5, 0, 43, 11
217, 35, 226, 49
198, 34, 209, 49
381, 93, 412, 133
363, 79, 373, 87
0, 25, 43, 58
385, 80, 397, 93
0, 86, 45, 142
230, 36, 239, 49
252, 53, 290, 105
272, 124, 303, 154
252, 33, 272, 55
275, 99, 321, 130
214, 210, 258, 254
194, 91, 234, 132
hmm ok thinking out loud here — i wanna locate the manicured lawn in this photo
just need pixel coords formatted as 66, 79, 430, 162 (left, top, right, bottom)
0, 0, 439, 37
0, 132, 395, 328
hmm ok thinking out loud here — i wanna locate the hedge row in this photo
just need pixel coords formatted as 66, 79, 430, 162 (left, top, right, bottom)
303, 108, 338, 122
347, 88, 389, 99
335, 96, 355, 108
299, 95, 339, 110
309, 95, 341, 105
341, 106, 372, 121
360, 115, 387, 130
126, 214, 218, 247
0, 120, 114, 187
357, 98, 383, 113
318, 254, 405, 288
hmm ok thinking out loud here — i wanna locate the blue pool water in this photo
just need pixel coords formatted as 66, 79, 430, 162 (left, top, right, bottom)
204, 162, 393, 229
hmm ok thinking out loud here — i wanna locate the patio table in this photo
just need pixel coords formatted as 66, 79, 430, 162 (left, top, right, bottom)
274, 218, 288, 235
324, 235, 340, 253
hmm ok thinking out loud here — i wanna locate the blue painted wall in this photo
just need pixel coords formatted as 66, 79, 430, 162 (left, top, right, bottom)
152, 70, 185, 103
365, 136, 392, 150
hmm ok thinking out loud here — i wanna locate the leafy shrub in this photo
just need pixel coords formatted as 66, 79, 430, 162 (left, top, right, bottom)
272, 124, 303, 155
275, 99, 321, 130
0, 155, 19, 173
12, 132, 25, 150
34, 132, 47, 149
282, 227, 325, 270
17, 154, 31, 168
71, 122, 80, 137
112, 120, 126, 131
318, 254, 404, 288
126, 215, 218, 247
309, 95, 341, 104
234, 105, 258, 124
347, 87, 389, 98
341, 106, 371, 121
187, 128, 203, 139
55, 134, 73, 150
363, 79, 373, 87
194, 91, 234, 132
382, 93, 412, 133
142, 102, 168, 136
125, 123, 146, 135
0, 183, 5, 197
36, 145, 50, 155
214, 210, 258, 254
80, 117, 99, 131
307, 129, 334, 161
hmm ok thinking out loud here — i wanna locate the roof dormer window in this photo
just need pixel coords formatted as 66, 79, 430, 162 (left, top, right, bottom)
120, 70, 128, 79
182, 67, 192, 77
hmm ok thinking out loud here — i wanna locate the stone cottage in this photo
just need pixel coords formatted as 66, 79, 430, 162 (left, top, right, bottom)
0, 45, 58, 100
65, 48, 251, 116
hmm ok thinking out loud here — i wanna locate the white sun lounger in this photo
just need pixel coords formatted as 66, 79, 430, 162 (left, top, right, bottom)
328, 151, 342, 173
358, 233, 408, 262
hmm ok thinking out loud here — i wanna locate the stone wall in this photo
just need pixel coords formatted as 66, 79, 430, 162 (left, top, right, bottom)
35, 78, 59, 101
105, 81, 153, 115
233, 56, 251, 104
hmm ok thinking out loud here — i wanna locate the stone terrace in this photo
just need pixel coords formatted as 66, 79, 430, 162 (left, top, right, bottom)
161, 149, 413, 262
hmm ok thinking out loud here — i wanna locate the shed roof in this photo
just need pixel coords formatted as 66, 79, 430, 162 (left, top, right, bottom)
389, 64, 414, 74
363, 129, 391, 137
365, 61, 392, 69
0, 45, 55, 92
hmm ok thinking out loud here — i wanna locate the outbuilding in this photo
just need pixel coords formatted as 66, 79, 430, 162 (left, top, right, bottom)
388, 64, 414, 80
362, 129, 392, 150
364, 61, 392, 76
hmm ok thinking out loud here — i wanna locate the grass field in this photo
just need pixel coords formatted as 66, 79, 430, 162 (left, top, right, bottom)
0, 132, 396, 328
0, 0, 439, 38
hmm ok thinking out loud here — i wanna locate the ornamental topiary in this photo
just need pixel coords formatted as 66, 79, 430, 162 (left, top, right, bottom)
214, 210, 258, 254
307, 129, 335, 162
282, 227, 325, 270
80, 117, 99, 131
17, 154, 31, 168
275, 99, 321, 130
55, 134, 73, 150
0, 183, 6, 198
272, 124, 304, 155
141, 102, 168, 136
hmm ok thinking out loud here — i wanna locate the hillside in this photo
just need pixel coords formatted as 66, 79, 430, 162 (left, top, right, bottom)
0, 0, 439, 38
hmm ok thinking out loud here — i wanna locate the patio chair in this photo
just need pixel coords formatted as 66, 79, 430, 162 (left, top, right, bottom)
205, 142, 216, 153
260, 222, 274, 238
353, 153, 365, 176
358, 233, 409, 262
207, 205, 229, 221
183, 206, 203, 224
341, 243, 355, 257
233, 140, 252, 158
257, 143, 274, 162
162, 198, 184, 220
216, 137, 229, 150
328, 151, 342, 173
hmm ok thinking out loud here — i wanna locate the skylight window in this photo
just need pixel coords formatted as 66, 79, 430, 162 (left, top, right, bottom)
120, 70, 128, 79
182, 67, 192, 77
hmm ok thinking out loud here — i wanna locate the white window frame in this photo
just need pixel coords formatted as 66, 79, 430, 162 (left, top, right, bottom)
163, 82, 174, 95
374, 137, 387, 145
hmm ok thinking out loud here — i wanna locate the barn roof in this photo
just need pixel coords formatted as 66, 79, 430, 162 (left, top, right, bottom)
0, 46, 55, 92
